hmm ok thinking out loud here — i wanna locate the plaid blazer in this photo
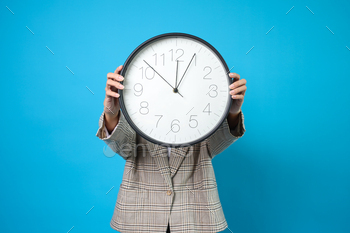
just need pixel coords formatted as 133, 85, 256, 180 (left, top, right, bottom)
96, 110, 246, 233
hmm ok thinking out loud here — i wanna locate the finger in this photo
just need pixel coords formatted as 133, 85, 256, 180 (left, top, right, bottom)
229, 85, 247, 95
107, 72, 124, 82
106, 89, 120, 98
231, 94, 244, 99
107, 79, 124, 90
229, 73, 240, 81
114, 65, 123, 74
229, 78, 246, 89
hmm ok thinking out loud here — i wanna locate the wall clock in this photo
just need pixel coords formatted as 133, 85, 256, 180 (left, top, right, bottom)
119, 32, 232, 147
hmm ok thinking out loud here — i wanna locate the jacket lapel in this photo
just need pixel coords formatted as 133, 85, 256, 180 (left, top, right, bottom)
169, 147, 190, 178
145, 141, 173, 189
146, 140, 191, 188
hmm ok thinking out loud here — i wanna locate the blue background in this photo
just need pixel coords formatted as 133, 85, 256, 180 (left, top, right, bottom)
1, 0, 349, 232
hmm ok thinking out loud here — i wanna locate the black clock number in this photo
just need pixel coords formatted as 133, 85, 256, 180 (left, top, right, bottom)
203, 66, 212, 80
134, 83, 143, 96
139, 101, 149, 115
203, 103, 211, 115
189, 115, 198, 128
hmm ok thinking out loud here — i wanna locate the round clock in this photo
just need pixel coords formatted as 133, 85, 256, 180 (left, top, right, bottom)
119, 32, 232, 147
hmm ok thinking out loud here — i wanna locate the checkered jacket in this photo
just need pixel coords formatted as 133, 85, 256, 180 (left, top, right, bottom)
96, 110, 246, 233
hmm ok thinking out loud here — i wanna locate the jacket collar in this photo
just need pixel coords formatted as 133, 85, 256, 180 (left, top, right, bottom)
146, 141, 190, 189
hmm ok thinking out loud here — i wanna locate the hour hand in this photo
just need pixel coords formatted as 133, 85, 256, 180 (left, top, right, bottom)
175, 60, 179, 88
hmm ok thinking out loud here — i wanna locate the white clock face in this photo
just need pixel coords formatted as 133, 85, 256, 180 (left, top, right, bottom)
120, 34, 231, 146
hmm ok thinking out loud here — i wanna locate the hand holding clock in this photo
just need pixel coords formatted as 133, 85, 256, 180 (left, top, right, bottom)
103, 65, 125, 132
227, 72, 247, 130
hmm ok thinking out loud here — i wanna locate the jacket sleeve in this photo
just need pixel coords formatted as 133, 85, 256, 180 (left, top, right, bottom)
206, 110, 246, 159
95, 110, 136, 160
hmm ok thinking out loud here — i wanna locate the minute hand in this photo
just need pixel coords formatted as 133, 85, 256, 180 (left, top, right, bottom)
176, 53, 196, 89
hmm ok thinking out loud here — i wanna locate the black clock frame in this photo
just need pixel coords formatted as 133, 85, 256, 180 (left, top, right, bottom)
119, 32, 233, 148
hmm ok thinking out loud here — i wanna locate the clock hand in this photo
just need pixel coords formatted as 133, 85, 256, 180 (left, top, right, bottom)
176, 53, 196, 89
143, 60, 183, 97
175, 60, 179, 88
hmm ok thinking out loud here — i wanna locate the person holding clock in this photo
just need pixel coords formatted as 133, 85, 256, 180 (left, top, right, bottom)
96, 34, 247, 233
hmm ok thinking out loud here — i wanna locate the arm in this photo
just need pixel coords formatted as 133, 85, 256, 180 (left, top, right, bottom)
96, 65, 136, 160
105, 108, 121, 134
96, 110, 136, 160
207, 72, 247, 159
206, 109, 246, 159
227, 111, 240, 132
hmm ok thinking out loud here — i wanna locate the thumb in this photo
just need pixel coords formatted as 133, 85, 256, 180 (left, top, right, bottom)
114, 65, 123, 74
